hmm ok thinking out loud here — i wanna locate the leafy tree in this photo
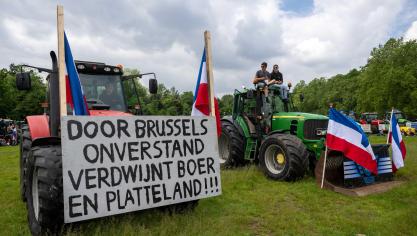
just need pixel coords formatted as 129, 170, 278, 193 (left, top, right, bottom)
291, 38, 417, 119
218, 94, 234, 116
0, 67, 46, 120
357, 38, 417, 118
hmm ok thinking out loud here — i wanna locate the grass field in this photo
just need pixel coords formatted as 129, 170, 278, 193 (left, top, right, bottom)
1, 136, 416, 235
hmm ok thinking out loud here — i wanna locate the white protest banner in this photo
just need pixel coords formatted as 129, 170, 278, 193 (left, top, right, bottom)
61, 116, 221, 223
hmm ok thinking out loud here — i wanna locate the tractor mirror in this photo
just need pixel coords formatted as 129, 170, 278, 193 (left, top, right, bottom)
149, 78, 158, 94
16, 72, 32, 90
299, 93, 304, 102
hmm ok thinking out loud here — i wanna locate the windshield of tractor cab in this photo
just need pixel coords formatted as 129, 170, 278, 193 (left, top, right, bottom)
267, 84, 294, 112
270, 94, 295, 112
79, 74, 127, 111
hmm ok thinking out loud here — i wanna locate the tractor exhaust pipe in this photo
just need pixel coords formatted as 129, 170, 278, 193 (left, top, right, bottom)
49, 51, 60, 137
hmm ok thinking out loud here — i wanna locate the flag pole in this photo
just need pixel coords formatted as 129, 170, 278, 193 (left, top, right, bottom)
321, 104, 332, 189
320, 145, 328, 189
387, 108, 394, 144
204, 31, 215, 117
57, 5, 67, 117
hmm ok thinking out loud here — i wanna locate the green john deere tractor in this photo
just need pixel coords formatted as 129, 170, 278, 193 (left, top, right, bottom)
218, 84, 328, 181
385, 109, 409, 125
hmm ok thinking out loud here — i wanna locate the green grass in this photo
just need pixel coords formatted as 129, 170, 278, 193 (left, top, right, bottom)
1, 136, 417, 235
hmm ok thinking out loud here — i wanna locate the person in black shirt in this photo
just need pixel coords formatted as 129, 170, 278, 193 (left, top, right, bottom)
269, 64, 283, 85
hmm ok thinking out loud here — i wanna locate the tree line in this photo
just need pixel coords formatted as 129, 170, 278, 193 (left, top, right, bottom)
292, 38, 417, 120
1, 37, 416, 120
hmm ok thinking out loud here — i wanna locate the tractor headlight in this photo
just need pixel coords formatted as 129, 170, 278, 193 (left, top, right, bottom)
77, 64, 85, 70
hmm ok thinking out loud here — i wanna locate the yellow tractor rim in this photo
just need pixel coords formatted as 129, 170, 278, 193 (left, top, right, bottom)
276, 153, 285, 165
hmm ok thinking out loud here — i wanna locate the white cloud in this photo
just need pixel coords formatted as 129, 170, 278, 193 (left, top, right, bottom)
0, 0, 414, 96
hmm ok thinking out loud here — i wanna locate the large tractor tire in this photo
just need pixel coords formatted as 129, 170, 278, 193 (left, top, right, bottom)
20, 125, 31, 202
26, 144, 64, 235
218, 121, 245, 168
259, 134, 309, 181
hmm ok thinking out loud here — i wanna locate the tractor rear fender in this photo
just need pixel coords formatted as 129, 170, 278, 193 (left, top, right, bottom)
31, 136, 61, 147
26, 115, 50, 140
221, 117, 245, 137
267, 129, 290, 136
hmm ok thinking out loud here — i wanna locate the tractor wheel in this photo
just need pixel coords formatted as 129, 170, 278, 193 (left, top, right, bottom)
259, 134, 309, 181
26, 145, 63, 235
218, 121, 245, 168
20, 125, 31, 202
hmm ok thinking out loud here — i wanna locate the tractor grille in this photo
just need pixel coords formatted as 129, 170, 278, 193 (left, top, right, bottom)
304, 119, 328, 140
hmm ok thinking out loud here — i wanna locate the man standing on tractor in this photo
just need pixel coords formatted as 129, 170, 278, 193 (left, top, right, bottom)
269, 64, 283, 85
252, 62, 270, 120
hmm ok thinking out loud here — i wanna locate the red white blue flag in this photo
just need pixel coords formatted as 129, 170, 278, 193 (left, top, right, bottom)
191, 48, 221, 136
64, 32, 89, 115
388, 110, 406, 171
326, 108, 378, 174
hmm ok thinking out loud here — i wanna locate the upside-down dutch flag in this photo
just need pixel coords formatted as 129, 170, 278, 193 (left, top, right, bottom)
191, 48, 221, 136
64, 32, 89, 115
388, 110, 406, 171
326, 108, 378, 174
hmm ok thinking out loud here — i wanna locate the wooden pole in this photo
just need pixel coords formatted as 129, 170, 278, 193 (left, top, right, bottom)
387, 107, 394, 144
204, 31, 215, 117
57, 5, 67, 117
320, 145, 328, 189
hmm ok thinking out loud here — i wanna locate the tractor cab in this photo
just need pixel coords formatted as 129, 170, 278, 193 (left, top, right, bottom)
267, 84, 294, 113
230, 84, 294, 140
360, 112, 379, 124
74, 61, 157, 115
385, 110, 408, 126
15, 58, 158, 117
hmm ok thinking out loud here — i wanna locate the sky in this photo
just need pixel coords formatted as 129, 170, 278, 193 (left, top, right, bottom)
1, 0, 417, 96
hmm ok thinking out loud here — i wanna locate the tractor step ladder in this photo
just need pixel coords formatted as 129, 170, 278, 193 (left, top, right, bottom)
246, 138, 258, 161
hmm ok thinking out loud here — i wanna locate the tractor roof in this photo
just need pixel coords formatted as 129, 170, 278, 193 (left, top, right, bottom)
74, 60, 123, 75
